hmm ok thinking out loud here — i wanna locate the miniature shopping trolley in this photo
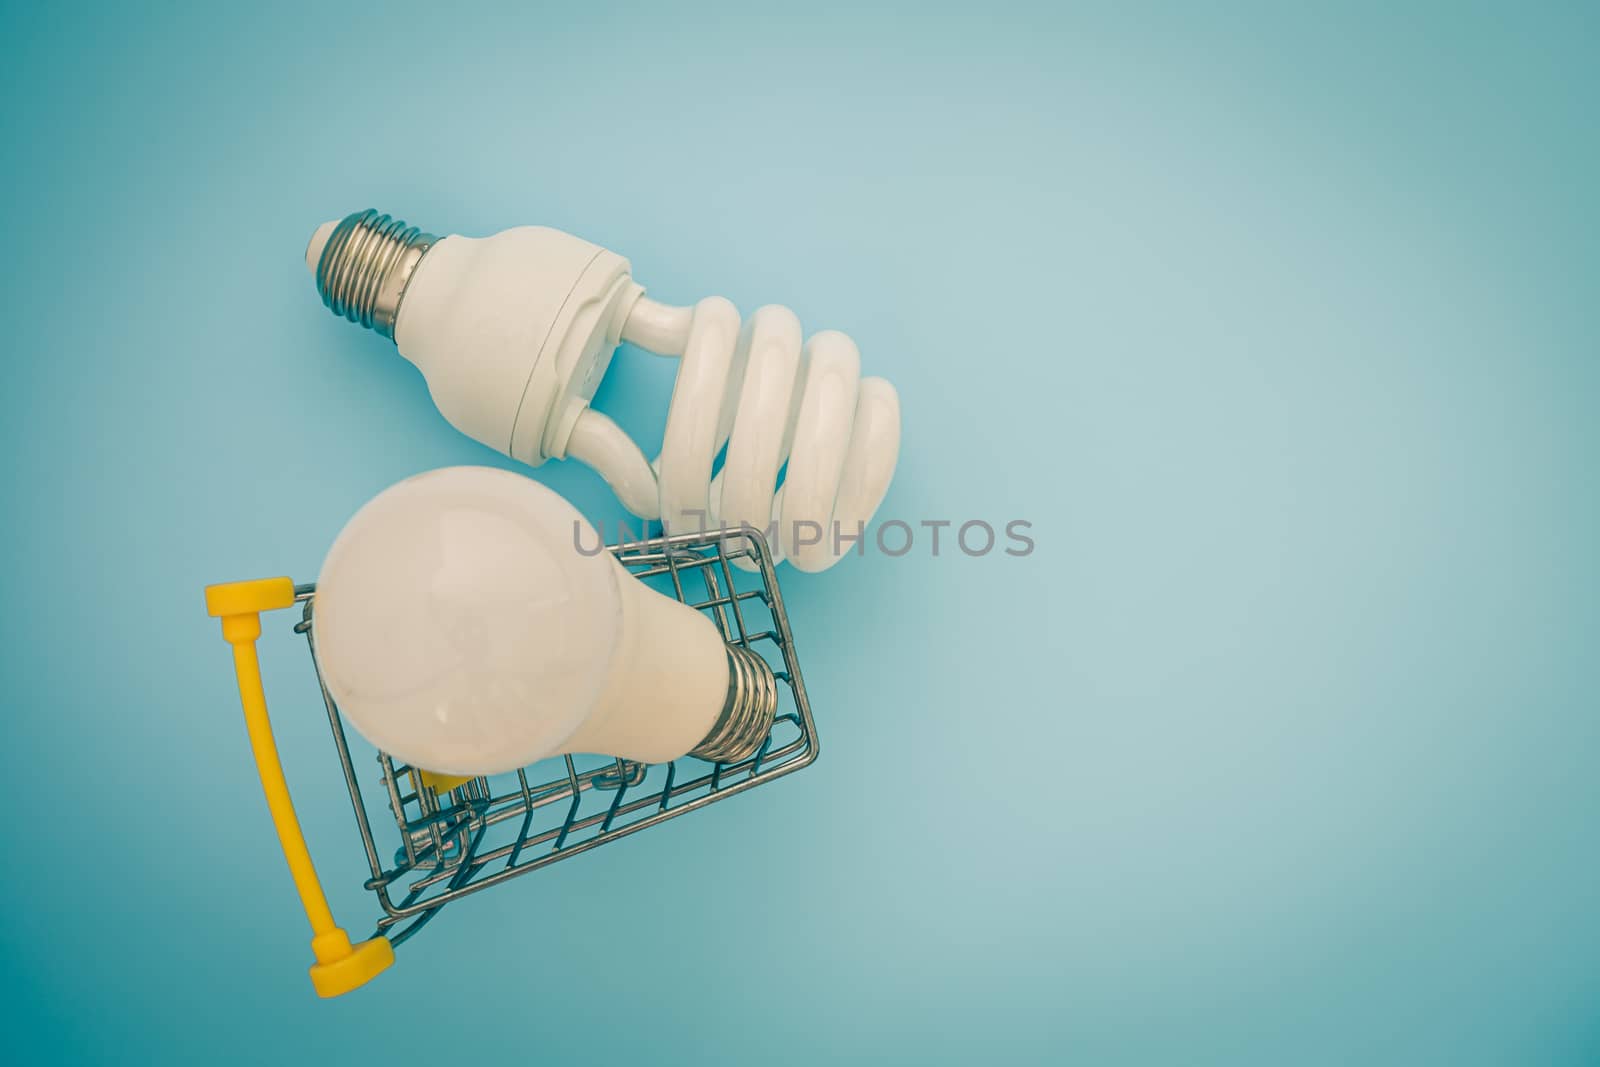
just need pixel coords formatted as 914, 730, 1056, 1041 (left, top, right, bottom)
204, 528, 816, 997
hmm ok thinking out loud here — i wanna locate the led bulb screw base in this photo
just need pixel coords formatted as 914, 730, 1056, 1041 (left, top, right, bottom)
691, 645, 779, 763
310, 209, 436, 340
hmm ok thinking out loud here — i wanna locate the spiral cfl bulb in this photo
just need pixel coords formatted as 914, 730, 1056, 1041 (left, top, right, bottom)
313, 466, 779, 775
306, 209, 901, 572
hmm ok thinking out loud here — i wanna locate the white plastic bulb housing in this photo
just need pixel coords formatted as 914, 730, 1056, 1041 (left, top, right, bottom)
311, 466, 777, 776
306, 210, 901, 572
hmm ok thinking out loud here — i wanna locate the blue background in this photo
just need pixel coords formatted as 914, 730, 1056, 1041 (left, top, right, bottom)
3, 2, 1596, 1063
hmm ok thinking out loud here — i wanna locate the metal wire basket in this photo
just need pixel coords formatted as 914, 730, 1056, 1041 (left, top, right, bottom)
204, 528, 815, 997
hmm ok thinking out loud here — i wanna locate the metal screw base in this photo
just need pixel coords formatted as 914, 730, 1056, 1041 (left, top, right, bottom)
312, 209, 436, 340
690, 645, 779, 764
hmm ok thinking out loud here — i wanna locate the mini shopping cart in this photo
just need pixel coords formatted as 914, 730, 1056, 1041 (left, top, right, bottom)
204, 528, 816, 997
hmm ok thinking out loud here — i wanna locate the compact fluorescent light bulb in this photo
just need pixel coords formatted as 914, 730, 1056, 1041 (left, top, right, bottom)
311, 466, 777, 776
305, 210, 901, 572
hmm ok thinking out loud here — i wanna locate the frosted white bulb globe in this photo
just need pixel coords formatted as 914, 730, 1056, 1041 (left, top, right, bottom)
312, 466, 776, 776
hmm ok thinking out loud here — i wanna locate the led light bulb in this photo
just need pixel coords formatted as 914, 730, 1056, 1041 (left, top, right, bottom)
304, 210, 901, 572
311, 466, 777, 776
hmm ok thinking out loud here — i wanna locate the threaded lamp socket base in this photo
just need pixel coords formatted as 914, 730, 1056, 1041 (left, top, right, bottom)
690, 645, 779, 764
312, 208, 436, 340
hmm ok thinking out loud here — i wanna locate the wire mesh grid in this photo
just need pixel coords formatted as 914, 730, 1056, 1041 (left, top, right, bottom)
287, 527, 815, 950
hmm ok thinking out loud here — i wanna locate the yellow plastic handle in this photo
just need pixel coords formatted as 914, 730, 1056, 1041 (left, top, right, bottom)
205, 577, 394, 997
